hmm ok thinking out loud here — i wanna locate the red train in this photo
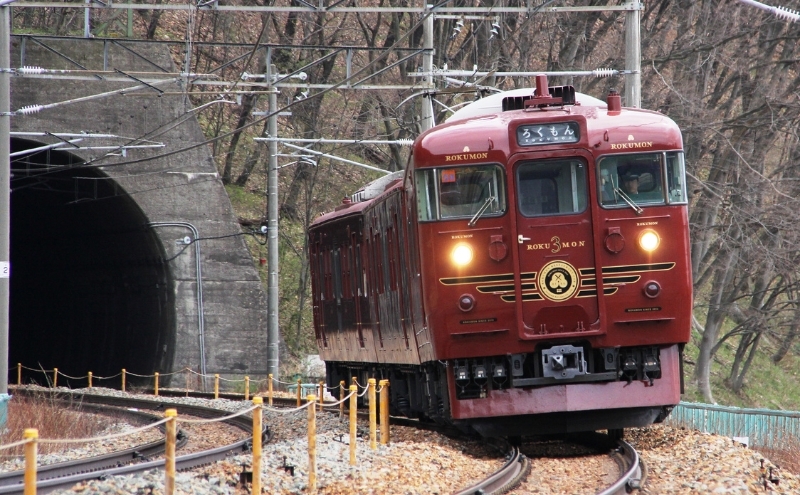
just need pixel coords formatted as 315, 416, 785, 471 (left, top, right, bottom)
309, 75, 691, 437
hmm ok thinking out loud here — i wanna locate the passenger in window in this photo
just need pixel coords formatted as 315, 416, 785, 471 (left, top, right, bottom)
600, 169, 615, 202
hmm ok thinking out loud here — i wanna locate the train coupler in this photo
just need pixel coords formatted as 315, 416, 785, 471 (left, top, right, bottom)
542, 344, 588, 379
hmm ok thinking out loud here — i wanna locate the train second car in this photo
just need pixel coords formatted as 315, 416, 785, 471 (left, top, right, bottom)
309, 76, 691, 437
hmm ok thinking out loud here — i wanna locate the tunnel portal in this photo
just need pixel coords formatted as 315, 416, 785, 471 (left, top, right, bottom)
9, 139, 175, 387
10, 36, 271, 388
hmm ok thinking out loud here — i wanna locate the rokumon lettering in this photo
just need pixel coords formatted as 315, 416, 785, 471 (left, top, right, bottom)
443, 152, 490, 162
610, 141, 653, 150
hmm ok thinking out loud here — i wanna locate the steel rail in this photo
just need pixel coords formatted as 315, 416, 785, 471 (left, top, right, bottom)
157, 386, 531, 495
0, 402, 180, 490
599, 440, 643, 495
453, 445, 529, 495
0, 390, 267, 495
6, 387, 541, 494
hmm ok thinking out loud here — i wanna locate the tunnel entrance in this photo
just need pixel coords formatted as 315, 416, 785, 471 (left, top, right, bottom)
9, 139, 175, 387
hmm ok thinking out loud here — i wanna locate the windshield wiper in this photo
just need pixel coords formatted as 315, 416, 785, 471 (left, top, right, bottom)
614, 188, 643, 215
468, 196, 497, 227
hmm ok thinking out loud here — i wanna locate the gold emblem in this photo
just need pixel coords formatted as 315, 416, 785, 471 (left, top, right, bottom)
539, 260, 579, 302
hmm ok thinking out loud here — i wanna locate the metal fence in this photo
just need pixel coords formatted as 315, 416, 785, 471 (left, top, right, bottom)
666, 401, 800, 449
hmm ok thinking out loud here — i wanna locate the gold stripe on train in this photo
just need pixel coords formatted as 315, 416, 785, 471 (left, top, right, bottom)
440, 271, 536, 286
477, 283, 536, 293
601, 262, 675, 274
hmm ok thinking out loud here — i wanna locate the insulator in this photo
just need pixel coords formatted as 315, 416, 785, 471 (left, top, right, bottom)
592, 68, 616, 78
17, 105, 43, 115
775, 6, 800, 22
18, 66, 45, 75
397, 139, 415, 146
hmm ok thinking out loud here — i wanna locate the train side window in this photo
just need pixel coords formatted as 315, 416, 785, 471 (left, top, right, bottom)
598, 153, 667, 207
666, 152, 688, 204
415, 165, 507, 221
332, 247, 342, 302
323, 249, 332, 300
516, 159, 587, 216
415, 169, 437, 221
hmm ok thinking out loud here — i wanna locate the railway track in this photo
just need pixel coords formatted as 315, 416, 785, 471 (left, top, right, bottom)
453, 435, 643, 495
454, 443, 530, 495
601, 439, 643, 495
2, 387, 645, 494
0, 388, 264, 494
0, 402, 176, 491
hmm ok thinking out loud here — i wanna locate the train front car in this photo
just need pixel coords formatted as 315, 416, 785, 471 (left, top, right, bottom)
412, 77, 691, 437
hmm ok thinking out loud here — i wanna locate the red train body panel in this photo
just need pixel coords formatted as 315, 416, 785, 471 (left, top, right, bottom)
309, 79, 691, 437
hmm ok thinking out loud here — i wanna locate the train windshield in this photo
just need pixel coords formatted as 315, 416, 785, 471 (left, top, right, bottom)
516, 158, 588, 216
598, 152, 687, 208
415, 164, 507, 221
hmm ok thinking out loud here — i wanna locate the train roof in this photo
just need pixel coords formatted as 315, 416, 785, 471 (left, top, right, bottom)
413, 85, 682, 162
310, 170, 404, 228
446, 88, 607, 123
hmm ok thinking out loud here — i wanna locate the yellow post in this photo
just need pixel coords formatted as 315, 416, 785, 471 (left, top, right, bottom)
121, 369, 126, 392
252, 397, 263, 495
88, 372, 92, 389
307, 394, 317, 493
245, 376, 250, 401
214, 374, 219, 399
17, 363, 20, 385
52, 368, 58, 388
154, 372, 159, 396
379, 379, 390, 445
296, 378, 301, 407
318, 381, 324, 411
352, 376, 357, 387
368, 378, 376, 450
268, 374, 273, 406
23, 428, 37, 495
339, 380, 345, 419
349, 385, 357, 466
165, 409, 177, 495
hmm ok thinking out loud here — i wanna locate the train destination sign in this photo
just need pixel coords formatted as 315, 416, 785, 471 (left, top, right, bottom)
516, 121, 580, 146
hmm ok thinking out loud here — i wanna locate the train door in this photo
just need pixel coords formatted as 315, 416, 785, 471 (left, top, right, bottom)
513, 151, 600, 338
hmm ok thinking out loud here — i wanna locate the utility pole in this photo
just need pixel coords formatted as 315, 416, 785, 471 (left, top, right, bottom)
420, 7, 435, 132
0, 0, 13, 423
266, 56, 280, 379
624, 0, 642, 108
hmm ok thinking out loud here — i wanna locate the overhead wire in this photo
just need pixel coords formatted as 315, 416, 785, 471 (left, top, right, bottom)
12, 1, 579, 203
10, 5, 446, 194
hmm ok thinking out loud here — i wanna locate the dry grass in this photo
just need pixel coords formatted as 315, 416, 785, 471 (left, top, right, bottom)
756, 434, 800, 475
0, 392, 113, 457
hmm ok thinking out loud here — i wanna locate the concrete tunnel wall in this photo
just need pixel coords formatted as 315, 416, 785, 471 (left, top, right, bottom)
9, 36, 269, 387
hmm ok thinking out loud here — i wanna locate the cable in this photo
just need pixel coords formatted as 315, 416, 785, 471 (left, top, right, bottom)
162, 228, 266, 263
12, 3, 446, 189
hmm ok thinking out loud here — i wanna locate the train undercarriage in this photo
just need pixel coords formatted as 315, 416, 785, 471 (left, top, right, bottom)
325, 343, 681, 438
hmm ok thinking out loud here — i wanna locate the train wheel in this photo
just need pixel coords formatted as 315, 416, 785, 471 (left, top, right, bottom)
507, 435, 522, 446
607, 428, 624, 442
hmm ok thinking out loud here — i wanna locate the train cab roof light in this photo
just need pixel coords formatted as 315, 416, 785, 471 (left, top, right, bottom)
607, 88, 622, 113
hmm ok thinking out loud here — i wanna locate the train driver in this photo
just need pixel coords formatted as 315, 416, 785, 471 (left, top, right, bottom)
620, 172, 640, 196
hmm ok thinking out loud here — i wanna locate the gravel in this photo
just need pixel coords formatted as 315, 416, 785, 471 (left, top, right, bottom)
6, 386, 800, 494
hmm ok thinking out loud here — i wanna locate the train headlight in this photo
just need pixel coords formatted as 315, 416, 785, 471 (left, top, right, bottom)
638, 230, 660, 252
451, 243, 474, 266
